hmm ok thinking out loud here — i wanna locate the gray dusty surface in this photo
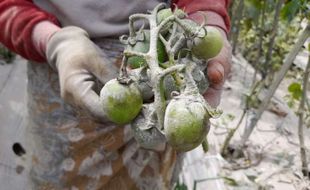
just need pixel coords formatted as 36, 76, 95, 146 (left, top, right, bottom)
0, 57, 29, 190
0, 50, 309, 190
179, 51, 310, 190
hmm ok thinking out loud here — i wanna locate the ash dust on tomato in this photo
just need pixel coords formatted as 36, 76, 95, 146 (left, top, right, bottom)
99, 3, 223, 152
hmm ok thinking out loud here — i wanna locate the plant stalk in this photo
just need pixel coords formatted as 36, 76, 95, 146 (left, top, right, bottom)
298, 53, 310, 177
240, 24, 310, 146
232, 0, 244, 54
221, 110, 246, 156
263, 0, 284, 79
252, 0, 266, 85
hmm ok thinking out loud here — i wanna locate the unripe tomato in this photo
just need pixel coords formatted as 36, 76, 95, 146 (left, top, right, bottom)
129, 68, 154, 102
100, 79, 143, 124
164, 95, 210, 152
157, 8, 186, 24
127, 30, 167, 69
163, 74, 179, 99
131, 103, 166, 151
192, 26, 223, 60
157, 8, 173, 24
157, 8, 186, 34
127, 41, 149, 69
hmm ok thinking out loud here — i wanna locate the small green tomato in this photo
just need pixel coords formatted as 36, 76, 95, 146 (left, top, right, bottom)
157, 8, 173, 24
164, 95, 210, 152
192, 26, 223, 60
127, 30, 167, 68
100, 79, 143, 125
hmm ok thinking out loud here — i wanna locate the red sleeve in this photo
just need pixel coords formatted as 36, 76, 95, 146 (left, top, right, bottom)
172, 0, 231, 34
0, 0, 60, 62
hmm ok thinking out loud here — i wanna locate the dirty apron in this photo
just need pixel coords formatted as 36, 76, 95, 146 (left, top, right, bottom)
25, 38, 178, 190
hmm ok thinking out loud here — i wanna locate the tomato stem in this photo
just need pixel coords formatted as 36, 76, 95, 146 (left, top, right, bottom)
128, 14, 150, 39
120, 3, 220, 148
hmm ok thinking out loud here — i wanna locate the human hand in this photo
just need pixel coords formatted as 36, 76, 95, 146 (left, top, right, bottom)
187, 11, 232, 107
203, 26, 232, 107
46, 26, 118, 120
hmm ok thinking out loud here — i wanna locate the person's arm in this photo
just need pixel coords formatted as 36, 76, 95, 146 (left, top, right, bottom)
173, 0, 232, 107
0, 0, 60, 62
172, 0, 230, 34
0, 1, 118, 121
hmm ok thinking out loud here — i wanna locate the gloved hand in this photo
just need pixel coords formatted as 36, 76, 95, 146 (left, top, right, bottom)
45, 26, 118, 120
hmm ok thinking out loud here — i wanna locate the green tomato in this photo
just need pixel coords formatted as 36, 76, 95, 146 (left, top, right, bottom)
128, 68, 154, 102
157, 8, 186, 24
100, 79, 143, 124
192, 26, 223, 60
157, 8, 186, 35
131, 103, 166, 151
164, 95, 210, 152
157, 8, 173, 24
127, 30, 167, 69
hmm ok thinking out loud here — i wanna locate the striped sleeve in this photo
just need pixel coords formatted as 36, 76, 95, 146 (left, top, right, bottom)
0, 0, 60, 62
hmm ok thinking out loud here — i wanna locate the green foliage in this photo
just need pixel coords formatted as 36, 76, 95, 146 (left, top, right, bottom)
238, 2, 302, 74
281, 0, 301, 22
284, 51, 309, 120
0, 44, 15, 64
288, 82, 302, 100
281, 0, 310, 22
285, 81, 302, 108
202, 138, 209, 152
244, 0, 263, 23
223, 176, 239, 186
217, 113, 236, 127
284, 78, 310, 129
174, 181, 188, 190
232, 0, 310, 131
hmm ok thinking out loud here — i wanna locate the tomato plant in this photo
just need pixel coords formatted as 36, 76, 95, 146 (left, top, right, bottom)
100, 3, 223, 152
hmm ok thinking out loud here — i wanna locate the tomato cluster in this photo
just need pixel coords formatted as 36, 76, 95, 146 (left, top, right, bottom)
99, 3, 223, 152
